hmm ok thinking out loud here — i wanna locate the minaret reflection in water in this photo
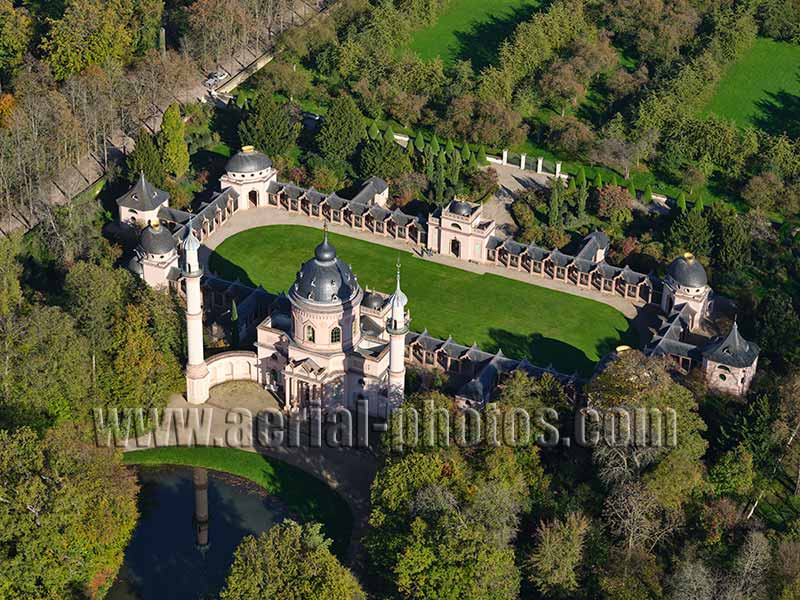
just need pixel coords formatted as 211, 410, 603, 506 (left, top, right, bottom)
193, 467, 210, 554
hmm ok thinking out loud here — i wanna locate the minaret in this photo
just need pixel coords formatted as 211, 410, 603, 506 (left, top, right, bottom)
387, 259, 408, 406
183, 228, 209, 404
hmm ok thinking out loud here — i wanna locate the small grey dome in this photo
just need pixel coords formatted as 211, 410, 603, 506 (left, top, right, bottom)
363, 292, 384, 310
667, 253, 708, 288
225, 146, 272, 173
127, 255, 144, 275
450, 200, 472, 217
292, 232, 359, 304
139, 222, 176, 256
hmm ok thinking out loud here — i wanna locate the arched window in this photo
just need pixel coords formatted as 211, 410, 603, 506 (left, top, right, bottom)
331, 327, 341, 343
306, 325, 315, 342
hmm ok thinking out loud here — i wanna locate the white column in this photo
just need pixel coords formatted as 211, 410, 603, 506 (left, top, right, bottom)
520, 153, 526, 170
502, 149, 508, 165
388, 262, 408, 407
537, 157, 543, 174
555, 162, 562, 178
184, 230, 209, 405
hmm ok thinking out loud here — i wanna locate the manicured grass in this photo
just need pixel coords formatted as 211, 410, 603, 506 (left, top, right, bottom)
407, 0, 542, 69
209, 225, 635, 376
123, 447, 353, 556
704, 37, 800, 134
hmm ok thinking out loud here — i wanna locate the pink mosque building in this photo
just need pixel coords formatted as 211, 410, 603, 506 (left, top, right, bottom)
117, 147, 760, 403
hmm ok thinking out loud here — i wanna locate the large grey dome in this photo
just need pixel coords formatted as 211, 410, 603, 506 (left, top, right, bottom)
139, 223, 176, 256
291, 232, 359, 304
225, 146, 272, 173
667, 253, 708, 288
450, 200, 472, 217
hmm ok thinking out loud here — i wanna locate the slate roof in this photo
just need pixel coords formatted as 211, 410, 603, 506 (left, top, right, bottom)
701, 322, 760, 368
117, 172, 169, 212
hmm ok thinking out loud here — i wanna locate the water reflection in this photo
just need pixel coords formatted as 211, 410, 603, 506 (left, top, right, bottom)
108, 466, 288, 600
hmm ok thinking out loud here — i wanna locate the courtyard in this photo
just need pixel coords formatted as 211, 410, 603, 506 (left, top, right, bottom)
207, 224, 636, 376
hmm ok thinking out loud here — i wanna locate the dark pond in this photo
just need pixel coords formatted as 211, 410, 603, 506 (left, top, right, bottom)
108, 466, 288, 600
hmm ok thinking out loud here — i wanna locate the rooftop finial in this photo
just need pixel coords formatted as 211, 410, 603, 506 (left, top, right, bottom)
396, 257, 402, 289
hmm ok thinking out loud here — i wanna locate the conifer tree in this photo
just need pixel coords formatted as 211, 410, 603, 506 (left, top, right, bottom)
383, 125, 395, 145
627, 180, 636, 200
461, 143, 471, 161
414, 130, 425, 152
643, 185, 653, 204
231, 300, 239, 348
610, 174, 618, 187
317, 95, 364, 163
238, 96, 300, 159
577, 167, 587, 188
445, 139, 455, 155
568, 177, 576, 193
447, 151, 461, 186
577, 184, 588, 219
433, 151, 447, 205
368, 120, 380, 140
693, 195, 705, 213
159, 103, 189, 179
549, 182, 563, 227
677, 192, 688, 212
127, 129, 164, 186
430, 135, 440, 155
477, 145, 487, 165
594, 173, 603, 189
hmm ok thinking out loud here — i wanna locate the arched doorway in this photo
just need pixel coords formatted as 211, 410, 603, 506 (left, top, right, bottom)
450, 238, 461, 258
248, 190, 258, 207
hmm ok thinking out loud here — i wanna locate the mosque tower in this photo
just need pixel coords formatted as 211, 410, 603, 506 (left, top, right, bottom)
183, 229, 209, 404
387, 260, 408, 404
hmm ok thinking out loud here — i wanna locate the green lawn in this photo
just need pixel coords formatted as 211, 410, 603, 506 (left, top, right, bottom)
208, 225, 635, 376
704, 37, 800, 135
407, 0, 542, 69
124, 447, 353, 556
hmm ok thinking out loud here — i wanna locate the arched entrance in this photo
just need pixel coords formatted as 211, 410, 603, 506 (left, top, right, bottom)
450, 238, 461, 258
248, 190, 258, 207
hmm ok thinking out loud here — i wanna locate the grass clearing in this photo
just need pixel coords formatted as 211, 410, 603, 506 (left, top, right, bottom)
124, 447, 353, 556
208, 225, 635, 376
407, 0, 542, 69
704, 37, 800, 134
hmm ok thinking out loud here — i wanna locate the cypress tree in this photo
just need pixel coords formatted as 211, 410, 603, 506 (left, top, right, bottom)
677, 192, 687, 212
368, 120, 380, 140
476, 145, 487, 165
424, 145, 435, 179
693, 195, 705, 213
549, 182, 562, 227
414, 130, 425, 152
595, 173, 603, 189
577, 167, 587, 188
159, 103, 189, 179
431, 135, 440, 155
447, 151, 461, 186
231, 300, 239, 347
627, 180, 636, 200
383, 126, 395, 145
445, 139, 455, 155
577, 184, 588, 219
461, 143, 471, 161
468, 154, 478, 171
434, 151, 447, 205
610, 174, 619, 187
643, 185, 653, 204
568, 177, 577, 193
